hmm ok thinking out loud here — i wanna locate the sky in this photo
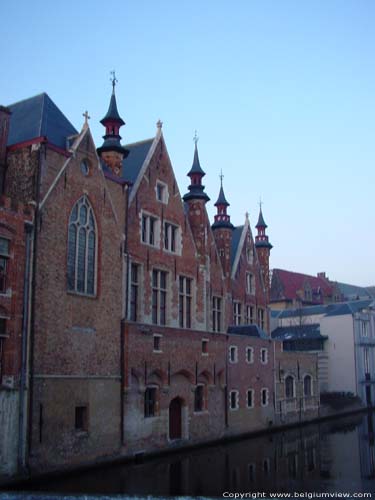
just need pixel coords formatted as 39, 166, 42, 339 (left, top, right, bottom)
1, 1, 374, 286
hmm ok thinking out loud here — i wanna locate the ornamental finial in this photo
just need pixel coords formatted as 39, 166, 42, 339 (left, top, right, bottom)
82, 110, 90, 127
219, 169, 224, 187
193, 130, 199, 146
110, 70, 118, 91
156, 119, 163, 129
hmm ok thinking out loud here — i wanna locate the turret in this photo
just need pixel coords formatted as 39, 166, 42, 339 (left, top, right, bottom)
212, 173, 233, 277
255, 204, 272, 301
97, 72, 129, 176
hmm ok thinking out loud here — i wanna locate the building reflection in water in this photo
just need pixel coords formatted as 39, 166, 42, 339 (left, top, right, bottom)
7, 412, 375, 497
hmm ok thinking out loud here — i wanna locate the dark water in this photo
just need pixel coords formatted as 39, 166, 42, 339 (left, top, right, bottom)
4, 411, 375, 498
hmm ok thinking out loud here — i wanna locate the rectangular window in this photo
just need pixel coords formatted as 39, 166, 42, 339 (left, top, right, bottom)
0, 238, 9, 293
364, 348, 370, 374
130, 263, 139, 321
246, 273, 254, 295
229, 346, 238, 364
230, 390, 239, 410
141, 214, 157, 246
75, 406, 88, 431
246, 347, 254, 364
261, 388, 269, 407
361, 321, 369, 337
202, 338, 209, 355
156, 181, 168, 203
164, 222, 178, 253
194, 385, 204, 412
179, 276, 192, 328
247, 389, 254, 408
153, 334, 162, 352
246, 305, 254, 324
152, 270, 167, 325
144, 387, 157, 417
233, 302, 242, 325
212, 296, 222, 332
257, 308, 265, 330
260, 348, 268, 364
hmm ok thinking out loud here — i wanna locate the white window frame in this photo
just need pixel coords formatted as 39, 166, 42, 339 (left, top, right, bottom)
229, 390, 239, 411
245, 305, 254, 324
155, 180, 169, 204
361, 320, 369, 338
141, 212, 160, 248
257, 308, 265, 330
260, 348, 268, 364
179, 276, 193, 328
246, 347, 254, 364
212, 296, 222, 332
233, 301, 242, 325
153, 334, 162, 353
261, 388, 269, 407
246, 272, 254, 295
163, 220, 180, 254
246, 388, 254, 408
229, 345, 238, 364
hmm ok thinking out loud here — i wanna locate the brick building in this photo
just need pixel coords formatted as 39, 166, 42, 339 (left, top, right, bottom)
0, 84, 319, 477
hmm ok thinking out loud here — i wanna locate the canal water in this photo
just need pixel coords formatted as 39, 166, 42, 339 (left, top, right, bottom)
3, 411, 375, 498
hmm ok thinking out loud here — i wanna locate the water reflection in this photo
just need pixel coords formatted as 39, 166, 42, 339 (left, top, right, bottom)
5, 411, 375, 497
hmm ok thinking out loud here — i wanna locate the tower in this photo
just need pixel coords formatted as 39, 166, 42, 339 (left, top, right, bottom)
97, 73, 129, 175
182, 134, 210, 262
255, 204, 272, 301
211, 172, 233, 277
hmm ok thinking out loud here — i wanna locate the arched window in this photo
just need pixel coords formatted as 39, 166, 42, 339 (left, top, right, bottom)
304, 375, 313, 397
67, 196, 96, 295
285, 375, 295, 398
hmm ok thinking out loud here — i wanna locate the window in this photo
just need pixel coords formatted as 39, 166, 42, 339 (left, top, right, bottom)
364, 348, 370, 375
67, 196, 96, 295
260, 348, 268, 364
0, 238, 10, 293
303, 375, 313, 397
361, 321, 369, 337
261, 388, 269, 407
153, 334, 162, 352
246, 246, 253, 264
164, 222, 178, 253
152, 270, 167, 325
245, 305, 254, 324
144, 387, 157, 417
179, 276, 192, 328
233, 302, 241, 325
247, 389, 254, 408
130, 263, 139, 321
194, 385, 204, 412
80, 159, 89, 176
212, 296, 222, 332
156, 181, 168, 203
257, 308, 265, 330
142, 214, 158, 246
285, 376, 295, 398
75, 406, 88, 431
0, 338, 3, 381
229, 390, 239, 410
246, 273, 254, 295
229, 346, 238, 364
246, 347, 254, 364
202, 339, 209, 355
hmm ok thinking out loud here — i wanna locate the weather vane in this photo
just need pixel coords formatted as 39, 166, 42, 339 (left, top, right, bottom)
110, 70, 118, 90
219, 169, 224, 186
259, 197, 263, 210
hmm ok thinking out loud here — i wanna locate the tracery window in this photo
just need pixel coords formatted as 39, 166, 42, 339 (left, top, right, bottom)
67, 196, 96, 295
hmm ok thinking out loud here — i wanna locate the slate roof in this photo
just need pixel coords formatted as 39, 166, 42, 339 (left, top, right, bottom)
100, 90, 125, 125
187, 144, 205, 177
256, 208, 267, 228
271, 324, 327, 341
324, 299, 373, 317
275, 299, 373, 319
230, 225, 243, 268
334, 282, 373, 301
215, 185, 229, 206
121, 138, 154, 185
227, 324, 269, 339
7, 93, 78, 150
271, 268, 333, 303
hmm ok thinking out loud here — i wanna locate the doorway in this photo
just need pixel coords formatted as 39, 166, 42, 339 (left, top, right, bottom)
169, 397, 182, 440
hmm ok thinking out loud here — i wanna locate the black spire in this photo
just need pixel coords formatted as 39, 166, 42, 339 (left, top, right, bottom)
212, 171, 233, 230
183, 132, 210, 203
255, 203, 272, 249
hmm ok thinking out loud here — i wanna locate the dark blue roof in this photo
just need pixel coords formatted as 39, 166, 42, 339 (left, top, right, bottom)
187, 144, 205, 177
271, 324, 327, 341
121, 138, 154, 184
335, 282, 373, 300
325, 299, 373, 317
276, 299, 373, 319
230, 225, 243, 267
256, 208, 267, 228
215, 185, 229, 207
227, 324, 269, 339
7, 93, 78, 150
100, 90, 125, 125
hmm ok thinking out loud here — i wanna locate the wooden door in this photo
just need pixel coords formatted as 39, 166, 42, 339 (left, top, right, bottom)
169, 397, 182, 439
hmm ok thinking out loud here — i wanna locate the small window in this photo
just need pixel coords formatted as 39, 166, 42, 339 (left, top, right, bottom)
229, 390, 239, 410
164, 222, 179, 253
194, 385, 204, 412
303, 375, 312, 397
212, 296, 222, 332
246, 347, 254, 364
75, 406, 88, 431
153, 334, 162, 352
245, 305, 254, 324
257, 308, 265, 330
246, 273, 254, 295
179, 276, 192, 328
233, 302, 241, 325
130, 263, 139, 321
285, 375, 295, 398
144, 387, 157, 417
0, 238, 9, 293
361, 321, 369, 337
202, 339, 209, 355
246, 246, 253, 264
0, 317, 6, 337
261, 388, 269, 407
80, 159, 89, 176
156, 182, 168, 203
142, 214, 158, 246
229, 346, 238, 363
260, 348, 268, 364
247, 389, 254, 408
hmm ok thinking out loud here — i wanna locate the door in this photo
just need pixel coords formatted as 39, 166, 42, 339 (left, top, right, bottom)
169, 397, 182, 439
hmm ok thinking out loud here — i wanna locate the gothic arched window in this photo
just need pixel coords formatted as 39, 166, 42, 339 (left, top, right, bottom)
285, 375, 295, 399
67, 196, 96, 295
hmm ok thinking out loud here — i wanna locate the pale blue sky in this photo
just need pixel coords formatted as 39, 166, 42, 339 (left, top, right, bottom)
1, 1, 374, 286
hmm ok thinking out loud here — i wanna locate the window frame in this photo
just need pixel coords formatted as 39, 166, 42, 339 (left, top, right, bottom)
260, 347, 268, 364
164, 221, 180, 254
261, 388, 269, 407
303, 374, 313, 397
152, 269, 167, 325
0, 237, 10, 294
246, 346, 254, 364
229, 345, 238, 364
179, 276, 192, 328
247, 388, 254, 409
129, 262, 140, 322
212, 296, 222, 332
144, 387, 158, 418
194, 384, 205, 412
233, 301, 242, 325
229, 390, 239, 410
141, 212, 159, 247
285, 375, 295, 398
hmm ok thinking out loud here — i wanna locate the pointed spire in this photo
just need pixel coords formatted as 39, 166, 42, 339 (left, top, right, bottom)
212, 171, 233, 230
100, 71, 125, 126
183, 131, 210, 203
255, 202, 272, 249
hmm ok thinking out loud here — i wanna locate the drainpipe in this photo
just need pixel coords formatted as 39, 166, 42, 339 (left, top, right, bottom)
18, 220, 34, 471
